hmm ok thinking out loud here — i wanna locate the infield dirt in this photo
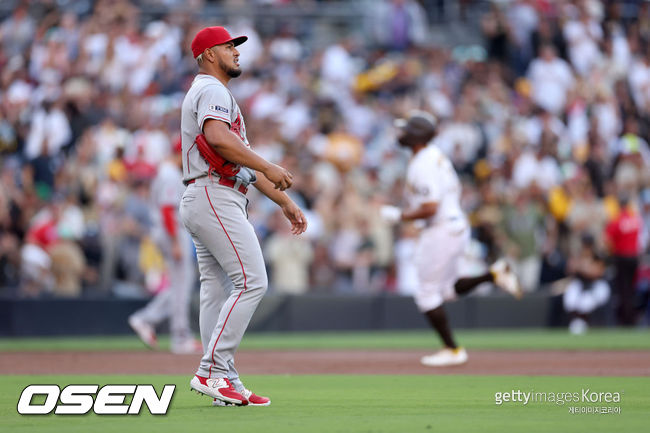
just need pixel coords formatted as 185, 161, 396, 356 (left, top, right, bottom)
1, 349, 649, 376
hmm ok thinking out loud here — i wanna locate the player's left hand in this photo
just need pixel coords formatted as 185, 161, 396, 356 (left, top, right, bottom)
281, 202, 308, 235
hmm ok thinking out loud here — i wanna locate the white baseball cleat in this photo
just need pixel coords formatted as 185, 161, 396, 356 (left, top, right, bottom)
190, 375, 248, 406
421, 347, 468, 367
490, 259, 522, 299
128, 315, 158, 349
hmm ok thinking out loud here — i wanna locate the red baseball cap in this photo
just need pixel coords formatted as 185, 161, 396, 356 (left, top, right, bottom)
191, 26, 247, 58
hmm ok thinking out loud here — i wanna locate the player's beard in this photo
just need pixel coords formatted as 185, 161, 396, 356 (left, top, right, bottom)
219, 57, 242, 78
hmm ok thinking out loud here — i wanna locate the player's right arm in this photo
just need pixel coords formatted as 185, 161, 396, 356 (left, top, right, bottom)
400, 201, 438, 221
203, 119, 293, 190
390, 173, 440, 222
380, 201, 437, 224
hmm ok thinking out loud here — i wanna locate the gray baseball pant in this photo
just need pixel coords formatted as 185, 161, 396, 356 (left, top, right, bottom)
131, 231, 196, 345
179, 176, 267, 387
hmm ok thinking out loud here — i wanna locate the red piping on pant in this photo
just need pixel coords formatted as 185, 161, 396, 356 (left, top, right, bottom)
204, 186, 248, 378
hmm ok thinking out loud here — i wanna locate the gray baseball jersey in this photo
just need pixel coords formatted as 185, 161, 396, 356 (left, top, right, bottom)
180, 74, 255, 186
180, 73, 267, 389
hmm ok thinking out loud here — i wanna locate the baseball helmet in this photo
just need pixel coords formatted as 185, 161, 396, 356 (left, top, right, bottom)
394, 110, 437, 147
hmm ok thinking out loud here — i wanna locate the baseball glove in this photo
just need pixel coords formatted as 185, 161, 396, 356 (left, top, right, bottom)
195, 134, 241, 178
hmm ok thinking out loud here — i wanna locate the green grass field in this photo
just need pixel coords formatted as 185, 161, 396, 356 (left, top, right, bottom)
2, 328, 650, 352
1, 375, 646, 433
1, 329, 649, 432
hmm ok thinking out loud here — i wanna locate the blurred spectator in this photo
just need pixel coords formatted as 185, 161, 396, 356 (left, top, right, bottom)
481, 3, 510, 64
434, 103, 483, 174
265, 210, 314, 294
531, 13, 566, 61
24, 99, 72, 160
498, 192, 544, 292
0, 4, 35, 57
116, 179, 152, 293
511, 133, 562, 192
527, 44, 575, 114
628, 45, 650, 116
49, 239, 86, 297
583, 133, 609, 198
322, 127, 364, 173
604, 194, 643, 326
563, 3, 603, 77
320, 39, 358, 95
563, 233, 610, 334
371, 0, 429, 51
506, 0, 539, 74
612, 118, 650, 191
0, 163, 22, 294
565, 170, 608, 252
0, 0, 648, 305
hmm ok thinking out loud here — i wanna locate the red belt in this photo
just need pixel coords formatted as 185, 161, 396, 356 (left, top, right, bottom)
186, 177, 248, 195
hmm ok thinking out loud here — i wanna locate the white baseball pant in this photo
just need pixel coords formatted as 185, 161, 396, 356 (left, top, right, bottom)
413, 219, 470, 313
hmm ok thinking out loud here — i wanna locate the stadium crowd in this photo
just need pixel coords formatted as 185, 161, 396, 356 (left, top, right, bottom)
0, 0, 648, 325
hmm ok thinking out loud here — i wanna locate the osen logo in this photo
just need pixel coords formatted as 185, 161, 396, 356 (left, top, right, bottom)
17, 384, 175, 415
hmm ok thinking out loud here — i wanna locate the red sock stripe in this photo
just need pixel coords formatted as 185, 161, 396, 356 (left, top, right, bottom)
204, 186, 248, 378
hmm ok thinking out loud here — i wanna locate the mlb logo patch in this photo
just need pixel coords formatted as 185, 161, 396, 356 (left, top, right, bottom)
209, 105, 229, 114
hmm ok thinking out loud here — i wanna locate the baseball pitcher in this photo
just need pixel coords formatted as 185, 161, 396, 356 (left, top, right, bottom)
181, 26, 307, 406
381, 111, 522, 367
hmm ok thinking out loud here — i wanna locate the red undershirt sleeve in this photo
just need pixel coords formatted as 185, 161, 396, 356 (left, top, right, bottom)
161, 206, 177, 238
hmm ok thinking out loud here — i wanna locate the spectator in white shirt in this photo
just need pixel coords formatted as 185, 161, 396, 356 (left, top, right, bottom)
512, 131, 562, 191
628, 47, 650, 115
24, 100, 72, 160
527, 44, 575, 114
563, 8, 603, 77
